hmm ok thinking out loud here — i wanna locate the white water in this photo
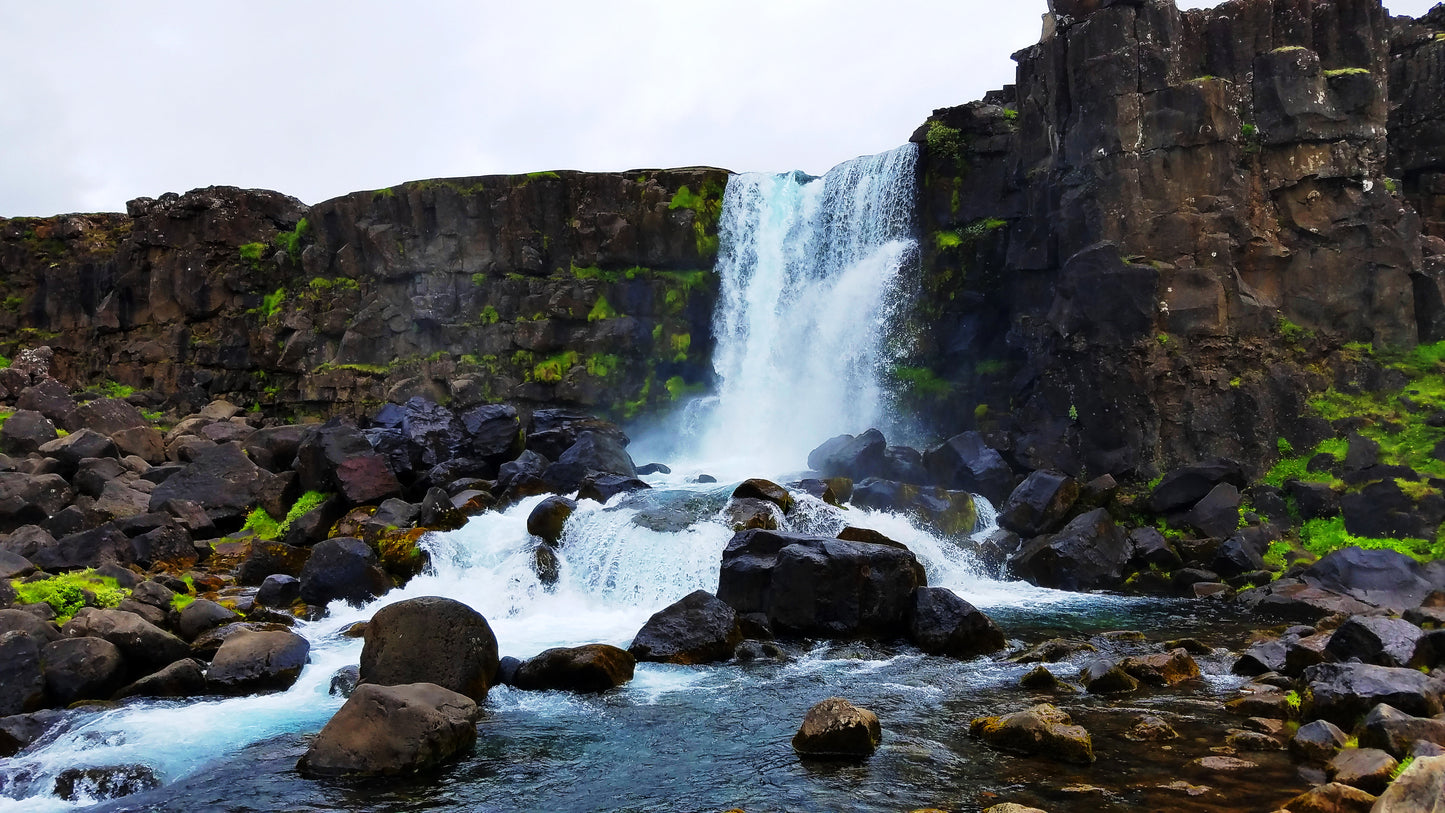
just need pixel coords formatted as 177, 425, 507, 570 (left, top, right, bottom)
0, 145, 1136, 810
661, 145, 920, 480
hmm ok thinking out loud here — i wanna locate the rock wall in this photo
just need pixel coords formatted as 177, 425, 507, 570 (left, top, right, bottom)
0, 169, 727, 421
904, 0, 1445, 479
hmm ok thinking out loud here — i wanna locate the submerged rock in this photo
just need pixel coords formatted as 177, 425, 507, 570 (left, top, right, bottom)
298, 682, 480, 778
791, 697, 882, 758
629, 590, 742, 665
52, 764, 160, 802
526, 495, 576, 547
969, 703, 1094, 765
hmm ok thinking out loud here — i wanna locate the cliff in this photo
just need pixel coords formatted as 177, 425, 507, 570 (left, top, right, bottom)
905, 0, 1445, 478
0, 170, 727, 420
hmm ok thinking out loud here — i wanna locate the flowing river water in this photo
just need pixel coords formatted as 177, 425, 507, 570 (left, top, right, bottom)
0, 148, 1309, 811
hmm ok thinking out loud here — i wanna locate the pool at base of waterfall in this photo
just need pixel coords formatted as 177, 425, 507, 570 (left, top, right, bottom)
1, 483, 1305, 813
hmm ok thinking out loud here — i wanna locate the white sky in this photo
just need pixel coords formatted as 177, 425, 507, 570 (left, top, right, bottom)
0, 0, 1437, 217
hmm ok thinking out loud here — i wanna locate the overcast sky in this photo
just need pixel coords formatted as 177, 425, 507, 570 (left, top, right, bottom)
0, 0, 1437, 217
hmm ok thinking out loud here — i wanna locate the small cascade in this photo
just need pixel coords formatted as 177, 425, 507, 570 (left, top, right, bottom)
679, 144, 920, 478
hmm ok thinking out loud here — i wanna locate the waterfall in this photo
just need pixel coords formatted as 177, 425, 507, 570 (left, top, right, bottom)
680, 145, 919, 477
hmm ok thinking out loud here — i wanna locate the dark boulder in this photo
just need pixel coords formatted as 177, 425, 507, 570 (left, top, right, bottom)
557, 430, 636, 478
16, 379, 77, 423
1326, 747, 1398, 796
206, 628, 310, 695
924, 431, 1016, 505
0, 410, 57, 456
147, 442, 278, 523
969, 703, 1095, 765
235, 539, 310, 587
1009, 508, 1130, 591
294, 418, 376, 493
791, 697, 882, 758
1301, 547, 1435, 612
0, 609, 60, 643
1302, 662, 1445, 728
998, 470, 1078, 536
0, 472, 74, 533
1326, 616, 1426, 668
907, 587, 1006, 658
52, 765, 160, 802
0, 630, 46, 715
1291, 719, 1349, 764
38, 430, 117, 474
628, 589, 742, 665
256, 574, 302, 608
1183, 483, 1242, 539
1342, 479, 1440, 540
1147, 459, 1246, 513
0, 709, 62, 758
459, 403, 525, 463
40, 636, 126, 705
1359, 703, 1445, 759
360, 596, 499, 702
241, 425, 309, 473
298, 537, 391, 607
334, 454, 403, 506
1234, 639, 1288, 676
880, 446, 930, 486
850, 478, 979, 537
716, 529, 927, 639
61, 608, 188, 673
177, 599, 241, 641
527, 496, 577, 547
807, 430, 886, 480
1080, 659, 1140, 694
112, 658, 207, 700
527, 409, 628, 460
297, 682, 480, 778
1286, 480, 1340, 520
496, 450, 549, 495
577, 473, 650, 503
1128, 527, 1182, 571
512, 644, 635, 693
732, 479, 794, 513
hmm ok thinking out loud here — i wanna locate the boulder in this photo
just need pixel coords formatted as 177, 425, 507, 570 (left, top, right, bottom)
1011, 638, 1097, 664
458, 404, 524, 463
298, 682, 480, 778
850, 478, 979, 536
334, 455, 403, 505
235, 539, 310, 586
577, 473, 650, 503
0, 410, 57, 455
526, 496, 577, 546
1081, 659, 1140, 694
1147, 459, 1246, 513
527, 409, 628, 460
907, 587, 1006, 658
29, 523, 130, 571
731, 478, 794, 513
1326, 615, 1425, 668
1182, 482, 1241, 539
112, 658, 207, 700
38, 429, 117, 474
241, 425, 309, 473
1302, 662, 1445, 728
61, 608, 188, 673
556, 431, 636, 479
1128, 527, 1182, 571
1373, 754, 1445, 812
16, 379, 76, 423
722, 498, 783, 531
177, 599, 241, 641
1118, 649, 1201, 686
716, 529, 927, 639
998, 470, 1078, 536
0, 609, 60, 643
256, 574, 302, 608
807, 430, 887, 480
1009, 508, 1130, 591
0, 472, 74, 532
73, 457, 127, 498
1326, 747, 1398, 796
40, 636, 126, 705
881, 445, 929, 485
294, 418, 378, 493
206, 629, 310, 695
628, 590, 742, 665
1359, 703, 1445, 758
969, 703, 1095, 765
1212, 534, 1266, 579
1291, 719, 1349, 763
791, 697, 882, 758
0, 630, 46, 715
359, 596, 499, 702
512, 644, 635, 693
923, 431, 1015, 505
1280, 782, 1377, 813
147, 442, 278, 523
298, 537, 392, 607
0, 709, 62, 758
52, 764, 160, 802
1301, 547, 1435, 612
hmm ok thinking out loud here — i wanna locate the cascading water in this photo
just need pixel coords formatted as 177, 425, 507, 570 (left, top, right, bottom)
0, 147, 1268, 813
675, 145, 920, 478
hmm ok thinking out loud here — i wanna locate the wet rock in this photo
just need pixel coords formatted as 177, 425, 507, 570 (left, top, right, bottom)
176, 599, 240, 641
526, 496, 576, 546
256, 574, 301, 608
1358, 703, 1445, 759
998, 470, 1078, 536
235, 539, 310, 586
189, 621, 290, 661
1118, 648, 1200, 686
112, 658, 207, 700
298, 682, 480, 778
1325, 615, 1425, 668
577, 473, 649, 503
41, 637, 125, 706
1147, 459, 1245, 514
52, 764, 160, 802
808, 430, 886, 480
1123, 715, 1178, 742
206, 629, 310, 695
722, 497, 782, 531
1212, 534, 1267, 579
360, 596, 500, 702
298, 537, 392, 607
791, 697, 882, 758
61, 608, 188, 673
923, 431, 1015, 505
329, 665, 360, 698
512, 644, 634, 693
1011, 638, 1097, 664
628, 589, 742, 665
1080, 659, 1139, 694
1234, 639, 1288, 676
1292, 719, 1349, 764
635, 463, 670, 476
1009, 508, 1130, 591
1127, 527, 1181, 571
1226, 729, 1281, 751
1282, 782, 1377, 813
0, 631, 46, 715
1302, 662, 1445, 728
907, 587, 1006, 659
732, 478, 794, 513
0, 709, 62, 757
1239, 580, 1378, 623
1326, 747, 1397, 795
1019, 665, 1069, 691
494, 656, 522, 687
981, 806, 1048, 813
1373, 755, 1445, 812
716, 529, 927, 639
544, 431, 636, 492
881, 445, 928, 485
969, 703, 1094, 765
532, 544, 559, 586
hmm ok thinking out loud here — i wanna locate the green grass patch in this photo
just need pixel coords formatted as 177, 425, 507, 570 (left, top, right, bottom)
585, 354, 619, 379
1323, 67, 1371, 77
261, 288, 286, 321
664, 375, 703, 401
308, 277, 359, 293
11, 570, 129, 622
668, 181, 725, 257
532, 351, 578, 383
894, 365, 952, 398
239, 242, 267, 268
935, 231, 963, 250
925, 120, 964, 160
479, 304, 500, 324
588, 295, 619, 322
669, 332, 691, 362
1299, 516, 1444, 562
272, 219, 310, 263
1392, 755, 1416, 780
98, 380, 135, 399
170, 593, 196, 612
241, 491, 332, 541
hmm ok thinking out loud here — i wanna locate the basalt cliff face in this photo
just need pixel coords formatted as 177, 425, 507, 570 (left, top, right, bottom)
907, 0, 1445, 478
0, 170, 725, 420
1, 0, 1443, 480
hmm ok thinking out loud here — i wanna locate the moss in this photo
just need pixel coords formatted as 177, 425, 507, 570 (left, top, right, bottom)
1002, 108, 1018, 122
1299, 516, 1444, 562
1323, 67, 1371, 77
621, 376, 654, 419
935, 231, 963, 250
0, 356, 9, 371
1272, 45, 1307, 53
11, 570, 129, 622
308, 277, 359, 293
525, 171, 561, 180
478, 304, 500, 324
669, 332, 691, 362
170, 593, 196, 612
925, 120, 964, 160
1276, 316, 1312, 344
668, 182, 725, 257
894, 365, 952, 399
372, 187, 396, 199
272, 219, 310, 263
532, 351, 579, 383
587, 295, 620, 322
239, 242, 267, 269
1285, 690, 1301, 712
585, 354, 619, 379
261, 288, 286, 321
664, 375, 703, 401
974, 359, 1007, 376
1392, 755, 1416, 780
99, 380, 135, 399
241, 506, 283, 540
245, 491, 332, 541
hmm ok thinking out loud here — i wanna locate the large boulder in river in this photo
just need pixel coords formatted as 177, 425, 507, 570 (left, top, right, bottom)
969, 703, 1095, 765
923, 431, 1016, 505
1008, 508, 1130, 591
791, 697, 882, 758
298, 537, 392, 607
850, 479, 978, 537
907, 587, 1006, 658
40, 637, 126, 705
716, 529, 927, 639
543, 431, 637, 493
360, 596, 499, 702
512, 644, 635, 693
629, 590, 742, 665
998, 470, 1078, 536
0, 630, 46, 715
527, 495, 577, 546
808, 430, 887, 480
1326, 615, 1425, 668
206, 629, 310, 695
298, 682, 480, 778
459, 403, 525, 464
1302, 662, 1445, 728
1358, 703, 1445, 758
1373, 754, 1445, 812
